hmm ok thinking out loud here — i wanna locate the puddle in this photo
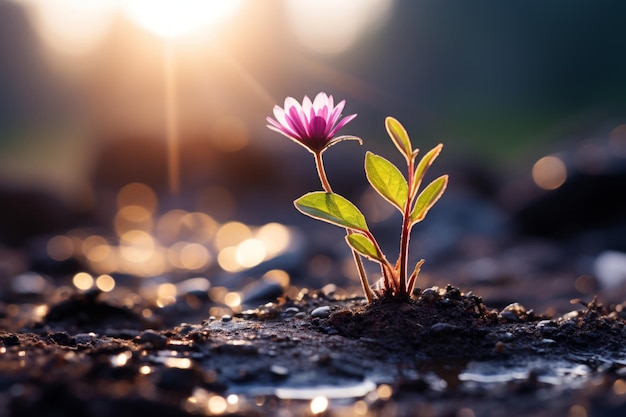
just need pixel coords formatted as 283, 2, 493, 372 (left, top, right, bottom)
274, 380, 377, 400
458, 359, 591, 389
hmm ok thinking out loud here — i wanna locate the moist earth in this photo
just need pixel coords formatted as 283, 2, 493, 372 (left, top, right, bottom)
1, 286, 626, 417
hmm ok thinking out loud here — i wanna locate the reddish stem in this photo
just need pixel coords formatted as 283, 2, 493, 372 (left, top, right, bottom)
314, 151, 375, 302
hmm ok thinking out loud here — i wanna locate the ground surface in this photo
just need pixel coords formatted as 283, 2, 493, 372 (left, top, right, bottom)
1, 285, 626, 417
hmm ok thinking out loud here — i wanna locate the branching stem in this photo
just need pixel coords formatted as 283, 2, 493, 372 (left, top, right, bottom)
314, 151, 375, 302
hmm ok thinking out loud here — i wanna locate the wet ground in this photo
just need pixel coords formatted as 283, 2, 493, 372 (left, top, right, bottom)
1, 280, 626, 417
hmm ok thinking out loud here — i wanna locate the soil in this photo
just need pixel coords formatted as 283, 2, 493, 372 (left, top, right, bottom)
1, 285, 626, 417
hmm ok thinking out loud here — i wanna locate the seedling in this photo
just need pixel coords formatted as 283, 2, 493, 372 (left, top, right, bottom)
267, 92, 448, 302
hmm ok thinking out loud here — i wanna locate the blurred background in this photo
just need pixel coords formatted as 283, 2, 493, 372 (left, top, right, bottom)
2, 0, 626, 318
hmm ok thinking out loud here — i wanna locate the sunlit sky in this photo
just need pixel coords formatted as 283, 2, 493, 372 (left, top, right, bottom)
1, 0, 626, 205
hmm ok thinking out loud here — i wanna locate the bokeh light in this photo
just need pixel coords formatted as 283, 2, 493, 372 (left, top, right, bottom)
119, 230, 156, 263
178, 242, 212, 271
72, 272, 94, 290
46, 235, 74, 261
23, 0, 118, 56
206, 394, 228, 415
215, 222, 252, 250
532, 155, 567, 190
117, 183, 158, 213
255, 223, 291, 257
235, 239, 266, 268
95, 274, 116, 292
310, 396, 329, 414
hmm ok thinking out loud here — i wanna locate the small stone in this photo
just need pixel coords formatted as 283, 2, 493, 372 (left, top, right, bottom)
420, 289, 439, 304
536, 320, 556, 329
221, 315, 232, 322
310, 306, 331, 318
270, 365, 289, 377
499, 303, 527, 322
284, 307, 300, 316
497, 332, 515, 342
49, 332, 76, 347
75, 333, 96, 345
138, 330, 168, 349
1, 334, 20, 346
294, 312, 306, 319
429, 323, 460, 333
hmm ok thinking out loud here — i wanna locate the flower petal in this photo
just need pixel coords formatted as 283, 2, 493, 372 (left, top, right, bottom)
328, 113, 357, 138
267, 116, 297, 138
327, 99, 346, 128
310, 115, 328, 138
287, 106, 309, 139
312, 92, 328, 112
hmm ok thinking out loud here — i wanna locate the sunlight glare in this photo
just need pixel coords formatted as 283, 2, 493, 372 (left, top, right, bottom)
284, 0, 393, 54
124, 0, 244, 39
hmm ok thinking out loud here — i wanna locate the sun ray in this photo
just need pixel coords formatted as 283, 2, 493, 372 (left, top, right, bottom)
164, 41, 180, 195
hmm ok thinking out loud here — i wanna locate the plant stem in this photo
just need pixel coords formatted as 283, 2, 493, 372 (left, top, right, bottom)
314, 152, 333, 194
314, 152, 375, 302
397, 157, 416, 296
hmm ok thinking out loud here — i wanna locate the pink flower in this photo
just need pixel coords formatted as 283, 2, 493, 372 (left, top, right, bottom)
267, 92, 357, 154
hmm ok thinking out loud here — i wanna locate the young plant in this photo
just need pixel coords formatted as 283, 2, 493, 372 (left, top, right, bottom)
267, 92, 448, 302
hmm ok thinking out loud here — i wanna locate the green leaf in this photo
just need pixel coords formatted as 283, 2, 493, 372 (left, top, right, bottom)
412, 144, 443, 193
294, 192, 369, 232
385, 117, 412, 161
365, 152, 408, 212
410, 175, 448, 224
346, 234, 381, 261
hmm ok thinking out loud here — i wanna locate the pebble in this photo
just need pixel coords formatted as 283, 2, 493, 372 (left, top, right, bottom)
138, 330, 168, 349
1, 334, 20, 346
310, 306, 331, 318
420, 288, 439, 304
497, 332, 515, 342
270, 365, 290, 377
429, 323, 461, 333
221, 315, 232, 322
49, 331, 75, 347
75, 333, 96, 345
284, 307, 300, 316
499, 303, 527, 322
536, 320, 556, 329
